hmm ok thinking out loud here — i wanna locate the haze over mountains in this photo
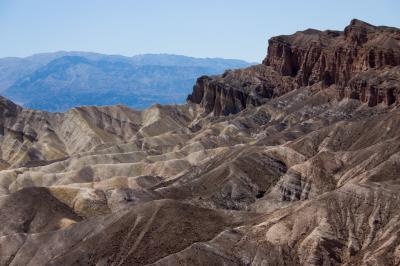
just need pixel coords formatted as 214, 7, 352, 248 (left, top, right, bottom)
1, 19, 400, 265
0, 52, 251, 111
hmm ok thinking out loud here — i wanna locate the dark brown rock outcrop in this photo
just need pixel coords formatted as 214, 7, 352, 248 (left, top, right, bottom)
341, 66, 400, 106
188, 19, 400, 116
264, 19, 400, 86
187, 64, 295, 116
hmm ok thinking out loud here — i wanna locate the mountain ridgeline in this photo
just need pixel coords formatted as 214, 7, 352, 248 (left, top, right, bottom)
1, 19, 400, 265
0, 53, 251, 111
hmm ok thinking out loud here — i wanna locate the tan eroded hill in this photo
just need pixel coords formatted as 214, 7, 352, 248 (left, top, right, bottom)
1, 19, 400, 265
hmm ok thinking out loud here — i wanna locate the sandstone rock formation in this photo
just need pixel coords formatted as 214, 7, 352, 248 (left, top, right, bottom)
1, 19, 400, 265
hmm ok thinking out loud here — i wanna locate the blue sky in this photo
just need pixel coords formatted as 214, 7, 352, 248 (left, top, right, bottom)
0, 0, 399, 62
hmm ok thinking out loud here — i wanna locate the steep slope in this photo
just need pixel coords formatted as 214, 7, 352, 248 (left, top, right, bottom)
0, 19, 400, 265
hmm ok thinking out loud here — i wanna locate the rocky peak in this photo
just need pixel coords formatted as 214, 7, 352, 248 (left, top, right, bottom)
344, 19, 376, 45
187, 19, 400, 116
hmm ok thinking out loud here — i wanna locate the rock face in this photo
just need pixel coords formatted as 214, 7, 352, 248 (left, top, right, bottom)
1, 19, 400, 265
188, 19, 400, 115
265, 20, 400, 85
188, 64, 296, 116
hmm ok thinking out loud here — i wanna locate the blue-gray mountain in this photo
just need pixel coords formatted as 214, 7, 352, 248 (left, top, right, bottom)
0, 52, 252, 111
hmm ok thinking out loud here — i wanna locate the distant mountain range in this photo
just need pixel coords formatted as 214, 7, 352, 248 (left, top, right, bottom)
0, 52, 252, 111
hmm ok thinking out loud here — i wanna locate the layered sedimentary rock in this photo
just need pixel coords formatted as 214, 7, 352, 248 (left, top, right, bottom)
1, 19, 400, 265
342, 66, 400, 106
265, 19, 400, 85
188, 19, 400, 115
187, 65, 295, 116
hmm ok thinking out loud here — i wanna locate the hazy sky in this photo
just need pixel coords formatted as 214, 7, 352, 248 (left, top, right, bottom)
1, 0, 399, 62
